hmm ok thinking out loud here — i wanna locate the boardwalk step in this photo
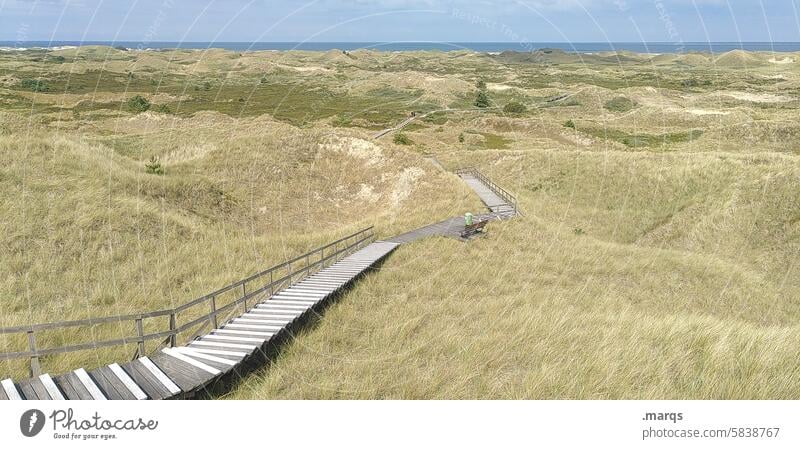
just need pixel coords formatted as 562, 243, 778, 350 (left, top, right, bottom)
108, 363, 148, 400
39, 374, 66, 400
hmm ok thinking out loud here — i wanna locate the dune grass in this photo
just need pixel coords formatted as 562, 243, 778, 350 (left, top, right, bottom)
1, 46, 799, 398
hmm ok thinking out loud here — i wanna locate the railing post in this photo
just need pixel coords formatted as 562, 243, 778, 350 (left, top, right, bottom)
168, 312, 177, 347
135, 317, 145, 357
27, 330, 41, 377
209, 295, 218, 329
270, 270, 274, 296
242, 283, 248, 313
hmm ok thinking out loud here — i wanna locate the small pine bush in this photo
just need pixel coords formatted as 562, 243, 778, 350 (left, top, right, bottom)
145, 156, 164, 175
475, 91, 490, 108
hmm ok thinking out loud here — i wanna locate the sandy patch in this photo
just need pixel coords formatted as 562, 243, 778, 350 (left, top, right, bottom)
391, 167, 424, 206
687, 109, 730, 116
768, 57, 795, 64
723, 91, 792, 103
356, 184, 380, 203
488, 83, 514, 91
279, 64, 332, 74
321, 136, 384, 166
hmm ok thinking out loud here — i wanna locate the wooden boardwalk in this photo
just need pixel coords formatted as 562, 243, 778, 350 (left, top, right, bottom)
0, 165, 516, 401
1, 241, 399, 400
458, 172, 517, 217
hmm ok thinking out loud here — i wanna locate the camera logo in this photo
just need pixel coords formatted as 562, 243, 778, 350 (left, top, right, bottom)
20, 409, 46, 437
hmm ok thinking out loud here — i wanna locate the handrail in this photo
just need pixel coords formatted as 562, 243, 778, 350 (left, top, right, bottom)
0, 227, 375, 376
453, 167, 519, 215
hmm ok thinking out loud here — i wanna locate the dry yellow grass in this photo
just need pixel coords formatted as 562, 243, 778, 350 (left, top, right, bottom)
1, 47, 798, 399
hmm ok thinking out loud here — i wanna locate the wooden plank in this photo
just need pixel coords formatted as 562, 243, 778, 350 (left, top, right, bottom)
188, 340, 257, 351
56, 372, 93, 400
230, 319, 285, 329
238, 317, 292, 326
1, 379, 22, 400
268, 298, 318, 305
174, 347, 237, 366
89, 366, 133, 400
108, 364, 148, 400
167, 349, 233, 373
39, 374, 65, 400
258, 303, 308, 310
212, 328, 274, 338
286, 286, 333, 292
182, 347, 248, 358
51, 374, 80, 400
272, 293, 324, 300
121, 361, 171, 400
202, 334, 265, 344
248, 309, 300, 317
17, 379, 39, 400
298, 281, 346, 287
161, 342, 222, 376
225, 323, 288, 332
137, 357, 182, 396
74, 368, 108, 400
149, 352, 214, 392
29, 377, 52, 400
161, 348, 222, 375
276, 290, 327, 297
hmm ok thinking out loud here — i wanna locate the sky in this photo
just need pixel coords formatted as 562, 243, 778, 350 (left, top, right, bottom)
0, 0, 799, 43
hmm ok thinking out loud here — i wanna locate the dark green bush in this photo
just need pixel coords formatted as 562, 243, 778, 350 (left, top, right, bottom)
603, 96, 637, 113
18, 79, 48, 92
503, 101, 527, 114
393, 133, 412, 145
126, 95, 151, 113
475, 91, 490, 108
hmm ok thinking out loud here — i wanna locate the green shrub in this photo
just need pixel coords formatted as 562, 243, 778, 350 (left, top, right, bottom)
503, 101, 527, 114
126, 95, 151, 113
154, 104, 171, 114
458, 133, 465, 143
393, 133, 412, 145
603, 96, 637, 113
564, 119, 575, 129
145, 156, 164, 175
18, 79, 48, 92
475, 91, 490, 108
476, 79, 487, 90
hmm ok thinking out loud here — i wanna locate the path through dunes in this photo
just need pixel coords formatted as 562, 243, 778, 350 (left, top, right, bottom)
1, 167, 517, 400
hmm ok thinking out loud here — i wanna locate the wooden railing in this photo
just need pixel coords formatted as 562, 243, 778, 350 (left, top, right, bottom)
0, 227, 375, 377
454, 167, 519, 215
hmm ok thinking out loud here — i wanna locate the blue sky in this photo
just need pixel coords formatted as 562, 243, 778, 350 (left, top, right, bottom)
1, 0, 799, 43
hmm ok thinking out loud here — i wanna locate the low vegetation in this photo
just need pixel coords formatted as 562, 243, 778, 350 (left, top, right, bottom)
1, 46, 798, 399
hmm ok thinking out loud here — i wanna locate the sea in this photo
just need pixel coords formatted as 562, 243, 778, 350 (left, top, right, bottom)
2, 41, 800, 53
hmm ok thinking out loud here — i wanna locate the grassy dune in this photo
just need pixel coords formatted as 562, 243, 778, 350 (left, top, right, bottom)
1, 46, 799, 397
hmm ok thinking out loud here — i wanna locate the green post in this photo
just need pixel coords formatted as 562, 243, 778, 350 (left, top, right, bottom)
465, 213, 473, 226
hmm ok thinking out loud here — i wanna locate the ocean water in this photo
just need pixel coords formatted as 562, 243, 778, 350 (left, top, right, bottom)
2, 41, 800, 53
